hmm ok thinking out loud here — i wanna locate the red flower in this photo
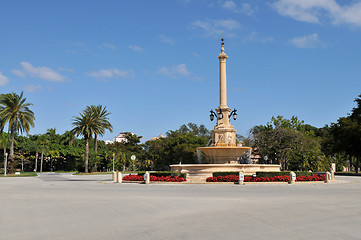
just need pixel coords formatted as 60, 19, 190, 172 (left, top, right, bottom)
123, 174, 186, 182
206, 174, 324, 182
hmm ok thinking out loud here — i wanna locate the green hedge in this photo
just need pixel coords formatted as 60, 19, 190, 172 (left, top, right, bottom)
335, 172, 361, 177
150, 171, 186, 179
256, 171, 313, 177
213, 172, 239, 177
213, 172, 253, 177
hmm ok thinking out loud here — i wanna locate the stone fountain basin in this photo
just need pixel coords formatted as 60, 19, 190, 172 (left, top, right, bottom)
197, 146, 252, 164
170, 163, 281, 183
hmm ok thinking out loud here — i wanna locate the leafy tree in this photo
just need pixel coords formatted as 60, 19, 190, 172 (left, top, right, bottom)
0, 92, 35, 173
329, 94, 361, 173
0, 132, 10, 159
62, 130, 75, 146
178, 123, 211, 139
251, 116, 329, 171
144, 127, 208, 170
105, 133, 143, 171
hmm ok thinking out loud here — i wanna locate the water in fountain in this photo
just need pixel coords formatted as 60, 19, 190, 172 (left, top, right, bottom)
196, 149, 202, 163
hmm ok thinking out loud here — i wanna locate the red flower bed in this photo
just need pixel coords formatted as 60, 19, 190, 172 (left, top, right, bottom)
206, 174, 325, 182
122, 174, 144, 181
150, 175, 186, 182
297, 175, 326, 181
122, 174, 186, 182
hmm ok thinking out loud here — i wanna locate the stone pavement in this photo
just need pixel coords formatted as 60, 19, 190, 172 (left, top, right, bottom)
1, 173, 360, 240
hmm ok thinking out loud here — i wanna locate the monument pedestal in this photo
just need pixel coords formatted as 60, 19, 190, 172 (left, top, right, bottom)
171, 164, 282, 183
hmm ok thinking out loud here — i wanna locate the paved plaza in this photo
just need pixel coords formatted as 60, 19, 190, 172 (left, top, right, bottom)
1, 173, 361, 240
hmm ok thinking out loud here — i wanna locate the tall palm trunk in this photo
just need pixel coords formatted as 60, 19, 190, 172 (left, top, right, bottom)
8, 123, 15, 174
35, 151, 38, 172
85, 137, 89, 173
94, 133, 98, 172
40, 148, 44, 172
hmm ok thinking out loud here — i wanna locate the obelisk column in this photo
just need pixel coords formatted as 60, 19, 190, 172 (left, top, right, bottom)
212, 41, 236, 147
218, 43, 228, 109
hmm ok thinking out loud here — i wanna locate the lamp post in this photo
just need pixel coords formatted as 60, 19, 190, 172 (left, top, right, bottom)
131, 155, 136, 172
229, 109, 237, 120
264, 155, 268, 164
4, 152, 8, 176
112, 153, 115, 173
210, 108, 237, 121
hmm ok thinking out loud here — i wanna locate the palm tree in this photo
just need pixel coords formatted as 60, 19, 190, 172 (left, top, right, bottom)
71, 109, 102, 173
85, 105, 113, 171
85, 105, 113, 154
0, 92, 35, 173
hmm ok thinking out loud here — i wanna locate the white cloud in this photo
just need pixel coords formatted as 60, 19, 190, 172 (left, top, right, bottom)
12, 69, 25, 77
290, 33, 324, 48
273, 0, 361, 28
222, 1, 237, 10
157, 64, 190, 78
222, 1, 255, 15
103, 43, 116, 50
191, 19, 241, 37
0, 72, 9, 86
243, 31, 275, 43
128, 45, 143, 52
13, 62, 67, 82
24, 84, 42, 93
158, 35, 174, 45
86, 68, 133, 79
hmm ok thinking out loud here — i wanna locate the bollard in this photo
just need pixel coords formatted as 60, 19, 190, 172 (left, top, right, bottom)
117, 172, 123, 183
112, 171, 117, 182
144, 171, 150, 184
325, 171, 331, 183
238, 171, 244, 185
331, 163, 336, 180
289, 171, 296, 184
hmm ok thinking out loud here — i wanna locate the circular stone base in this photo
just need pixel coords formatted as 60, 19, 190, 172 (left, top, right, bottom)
170, 164, 281, 183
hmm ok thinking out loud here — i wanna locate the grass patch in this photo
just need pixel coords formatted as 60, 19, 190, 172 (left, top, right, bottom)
0, 172, 38, 177
74, 172, 113, 175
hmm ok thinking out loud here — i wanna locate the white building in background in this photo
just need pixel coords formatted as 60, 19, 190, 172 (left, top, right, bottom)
113, 132, 134, 143
105, 132, 164, 144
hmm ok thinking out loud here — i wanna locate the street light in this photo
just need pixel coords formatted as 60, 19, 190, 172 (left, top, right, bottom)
229, 108, 237, 120
209, 109, 224, 121
131, 155, 136, 172
112, 153, 115, 172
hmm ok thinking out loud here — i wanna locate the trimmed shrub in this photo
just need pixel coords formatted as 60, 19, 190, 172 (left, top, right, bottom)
213, 172, 239, 177
150, 171, 186, 179
335, 172, 361, 177
256, 171, 313, 178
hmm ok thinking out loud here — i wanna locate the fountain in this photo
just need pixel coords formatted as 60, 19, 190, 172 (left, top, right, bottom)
171, 40, 280, 182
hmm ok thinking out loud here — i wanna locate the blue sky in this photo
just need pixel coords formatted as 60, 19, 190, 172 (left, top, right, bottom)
1, 0, 361, 142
